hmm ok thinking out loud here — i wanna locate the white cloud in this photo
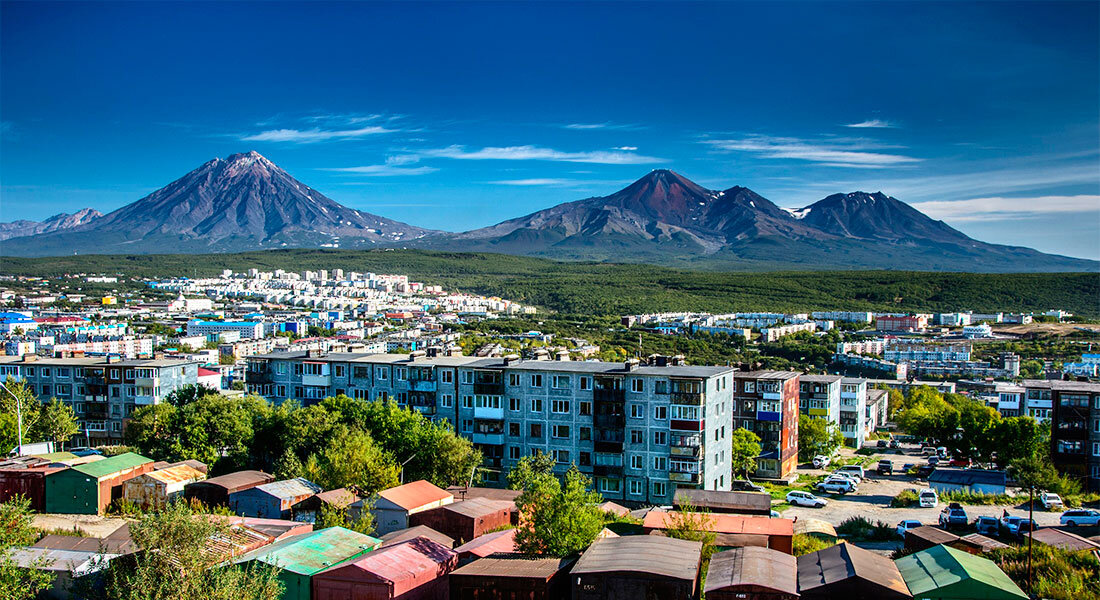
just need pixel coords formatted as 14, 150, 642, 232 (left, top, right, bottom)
562, 122, 644, 131
489, 178, 575, 186
845, 119, 897, 129
323, 155, 437, 176
422, 144, 664, 164
242, 125, 394, 143
911, 195, 1100, 222
612, 146, 638, 151
703, 134, 920, 167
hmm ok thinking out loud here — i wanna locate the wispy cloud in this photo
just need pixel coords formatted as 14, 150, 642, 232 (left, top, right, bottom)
612, 146, 638, 151
421, 144, 664, 164
562, 122, 645, 131
911, 195, 1100, 222
489, 178, 576, 186
242, 125, 395, 143
845, 119, 897, 129
322, 155, 437, 176
703, 134, 920, 167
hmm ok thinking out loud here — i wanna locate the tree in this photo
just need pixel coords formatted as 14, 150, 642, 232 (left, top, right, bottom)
798, 417, 844, 462
663, 500, 718, 585
507, 452, 556, 490
31, 398, 79, 446
164, 384, 221, 407
0, 496, 53, 600
315, 496, 376, 536
302, 426, 400, 494
729, 428, 762, 479
513, 466, 604, 556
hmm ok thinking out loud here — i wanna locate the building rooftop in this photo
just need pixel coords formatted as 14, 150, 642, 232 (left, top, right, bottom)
735, 370, 801, 380
69, 452, 152, 479
571, 535, 702, 580
378, 525, 454, 550
454, 529, 517, 558
234, 526, 381, 576
801, 374, 843, 383
896, 544, 1026, 599
445, 497, 515, 519
1026, 527, 1100, 552
316, 537, 455, 583
377, 480, 453, 511
705, 546, 798, 596
451, 553, 576, 580
249, 478, 322, 500
142, 464, 205, 485
673, 489, 772, 514
797, 542, 910, 597
644, 510, 793, 536
193, 470, 274, 492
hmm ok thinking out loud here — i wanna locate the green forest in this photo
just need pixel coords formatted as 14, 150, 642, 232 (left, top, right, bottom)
3, 248, 1096, 316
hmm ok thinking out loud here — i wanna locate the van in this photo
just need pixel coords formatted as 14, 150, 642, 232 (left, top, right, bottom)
919, 488, 939, 508
836, 465, 865, 480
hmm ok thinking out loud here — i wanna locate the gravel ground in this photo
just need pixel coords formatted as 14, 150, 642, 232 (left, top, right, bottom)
33, 514, 130, 537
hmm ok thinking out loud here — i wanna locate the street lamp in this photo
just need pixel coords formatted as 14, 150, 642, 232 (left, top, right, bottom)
0, 380, 24, 455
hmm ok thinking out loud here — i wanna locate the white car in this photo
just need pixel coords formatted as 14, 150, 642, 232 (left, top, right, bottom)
787, 490, 828, 508
831, 470, 862, 484
1060, 509, 1100, 527
896, 519, 923, 538
836, 465, 866, 480
1040, 492, 1064, 510
813, 455, 831, 468
816, 480, 855, 494
918, 488, 939, 508
823, 475, 859, 490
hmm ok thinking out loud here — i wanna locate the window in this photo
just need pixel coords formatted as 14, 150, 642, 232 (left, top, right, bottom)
579, 451, 591, 466
440, 369, 453, 384
509, 446, 521, 459
530, 398, 543, 412
629, 480, 643, 495
653, 406, 667, 420
475, 395, 501, 408
462, 396, 473, 408
440, 394, 453, 408
631, 379, 644, 393
303, 362, 324, 376
57, 368, 71, 379
552, 375, 571, 389
530, 374, 543, 387
509, 423, 520, 437
579, 427, 591, 441
376, 367, 388, 380
394, 367, 407, 381
630, 430, 644, 444
351, 365, 368, 378
580, 377, 591, 391
553, 449, 570, 464
630, 404, 644, 419
655, 380, 669, 395
509, 373, 520, 386
579, 401, 592, 416
509, 398, 522, 411
277, 385, 287, 397
653, 456, 667, 471
551, 399, 570, 414
653, 431, 667, 445
599, 478, 621, 493
653, 481, 667, 497
334, 365, 345, 377
461, 419, 473, 433
552, 425, 570, 439
461, 371, 473, 384
530, 424, 543, 438
743, 381, 755, 393
670, 405, 699, 420
630, 455, 644, 469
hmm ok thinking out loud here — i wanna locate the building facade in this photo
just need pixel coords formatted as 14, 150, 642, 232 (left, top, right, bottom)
1040, 380, 1100, 492
839, 378, 868, 448
799, 375, 841, 425
186, 320, 264, 340
732, 371, 800, 479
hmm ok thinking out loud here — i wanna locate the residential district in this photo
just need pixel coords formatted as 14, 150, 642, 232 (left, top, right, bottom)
0, 268, 1098, 599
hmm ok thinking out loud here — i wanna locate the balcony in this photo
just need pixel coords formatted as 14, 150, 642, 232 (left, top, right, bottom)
410, 379, 437, 393
472, 432, 504, 445
302, 374, 331, 387
671, 392, 703, 405
81, 420, 108, 432
669, 472, 700, 484
594, 414, 625, 429
135, 376, 159, 387
134, 395, 156, 406
670, 445, 701, 457
670, 419, 704, 432
473, 382, 504, 395
244, 371, 273, 385
594, 441, 623, 453
593, 464, 623, 477
761, 391, 782, 401
594, 388, 625, 403
411, 404, 436, 416
473, 405, 503, 420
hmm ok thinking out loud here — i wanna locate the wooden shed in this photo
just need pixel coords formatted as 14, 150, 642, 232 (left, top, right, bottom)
643, 510, 794, 554
409, 497, 514, 545
44, 452, 154, 515
674, 488, 773, 516
123, 464, 206, 510
705, 546, 800, 600
571, 536, 703, 600
450, 554, 575, 600
313, 536, 457, 600
229, 477, 321, 519
454, 528, 517, 563
367, 480, 454, 535
796, 542, 911, 600
184, 470, 274, 507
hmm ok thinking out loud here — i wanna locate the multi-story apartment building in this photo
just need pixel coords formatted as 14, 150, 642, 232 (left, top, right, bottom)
186, 319, 264, 340
798, 375, 841, 425
244, 351, 736, 505
875, 315, 929, 332
1018, 380, 1057, 423
1042, 380, 1100, 492
865, 388, 888, 432
995, 384, 1027, 418
839, 378, 868, 448
884, 340, 972, 363
0, 354, 200, 444
732, 371, 800, 479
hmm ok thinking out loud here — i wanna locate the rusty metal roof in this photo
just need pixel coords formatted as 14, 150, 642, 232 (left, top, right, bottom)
317, 537, 456, 582
379, 525, 455, 550
446, 486, 522, 503
446, 497, 515, 518
644, 510, 793, 536
571, 536, 702, 579
454, 528, 516, 557
452, 554, 576, 579
251, 477, 322, 501
144, 464, 205, 485
797, 542, 910, 597
957, 533, 1010, 552
192, 470, 273, 493
1026, 527, 1100, 551
32, 534, 136, 555
234, 526, 382, 576
378, 480, 452, 511
794, 518, 838, 539
705, 547, 798, 596
907, 526, 960, 545
673, 489, 772, 513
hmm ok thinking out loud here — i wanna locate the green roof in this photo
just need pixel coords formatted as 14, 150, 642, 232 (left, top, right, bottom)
896, 544, 1027, 600
71, 452, 153, 479
34, 452, 77, 461
239, 527, 381, 576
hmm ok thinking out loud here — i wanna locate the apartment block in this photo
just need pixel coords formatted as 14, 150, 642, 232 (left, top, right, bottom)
798, 375, 841, 425
732, 371, 800, 479
244, 351, 736, 505
186, 319, 264, 340
839, 378, 868, 448
875, 315, 929, 332
865, 388, 889, 432
1039, 380, 1100, 492
0, 355, 200, 444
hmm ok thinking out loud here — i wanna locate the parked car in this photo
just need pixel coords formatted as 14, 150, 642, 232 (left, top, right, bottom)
921, 446, 938, 456
896, 519, 923, 538
939, 504, 968, 527
835, 465, 865, 481
1060, 508, 1100, 527
974, 516, 999, 535
1040, 492, 1064, 510
816, 480, 855, 494
1011, 519, 1037, 537
916, 465, 935, 479
1001, 515, 1022, 532
918, 488, 939, 508
813, 455, 831, 469
927, 456, 941, 467
876, 440, 887, 448
949, 457, 972, 467
877, 460, 894, 475
787, 491, 828, 508
937, 446, 949, 458
902, 463, 916, 473
889, 440, 900, 449
730, 480, 766, 493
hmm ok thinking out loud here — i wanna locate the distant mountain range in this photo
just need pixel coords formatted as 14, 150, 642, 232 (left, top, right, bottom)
1, 152, 1094, 272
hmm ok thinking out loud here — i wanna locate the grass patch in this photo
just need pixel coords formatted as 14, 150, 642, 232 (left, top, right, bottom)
892, 489, 918, 508
793, 534, 839, 556
939, 490, 1016, 506
989, 544, 1100, 600
35, 526, 88, 539
836, 516, 896, 541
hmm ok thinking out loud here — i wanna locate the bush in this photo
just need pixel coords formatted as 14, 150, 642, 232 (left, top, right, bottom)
836, 516, 895, 541
938, 490, 1015, 505
989, 544, 1100, 600
892, 489, 918, 508
793, 534, 837, 556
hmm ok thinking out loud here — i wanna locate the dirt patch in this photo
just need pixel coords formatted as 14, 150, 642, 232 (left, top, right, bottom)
33, 514, 130, 537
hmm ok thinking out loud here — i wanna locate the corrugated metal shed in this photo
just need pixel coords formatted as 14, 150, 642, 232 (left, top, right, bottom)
896, 544, 1027, 599
674, 488, 773, 515
71, 452, 152, 479
572, 536, 703, 600
794, 518, 839, 541
905, 526, 960, 553
229, 477, 321, 519
379, 525, 455, 550
1026, 527, 1100, 551
313, 536, 457, 600
235, 526, 382, 600
450, 554, 576, 600
378, 480, 454, 511
953, 533, 1010, 555
0, 466, 64, 510
705, 546, 799, 600
643, 510, 794, 554
45, 452, 155, 515
32, 534, 137, 555
184, 470, 274, 507
796, 542, 911, 600
409, 497, 515, 545
454, 528, 516, 562
5, 547, 118, 575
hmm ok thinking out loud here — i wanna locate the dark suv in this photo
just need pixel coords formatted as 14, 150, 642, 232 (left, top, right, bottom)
877, 460, 894, 475
730, 480, 766, 493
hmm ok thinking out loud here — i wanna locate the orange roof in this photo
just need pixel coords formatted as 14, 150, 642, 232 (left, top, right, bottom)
378, 480, 453, 511
454, 528, 517, 557
145, 464, 205, 484
643, 510, 793, 536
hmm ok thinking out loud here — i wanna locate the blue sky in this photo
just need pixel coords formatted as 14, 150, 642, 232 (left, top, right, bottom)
1, 1, 1097, 259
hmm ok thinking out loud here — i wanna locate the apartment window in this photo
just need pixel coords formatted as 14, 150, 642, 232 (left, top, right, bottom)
553, 449, 570, 464
530, 398, 543, 412
653, 456, 667, 471
629, 480, 643, 495
509, 398, 522, 411
461, 371, 473, 384
530, 374, 543, 387
509, 423, 520, 437
57, 368, 71, 379
396, 392, 408, 404
351, 365, 367, 378
579, 451, 591, 466
630, 404, 644, 419
277, 385, 287, 397
376, 367, 388, 380
655, 380, 669, 395
743, 381, 755, 393
653, 481, 667, 497
552, 425, 570, 439
43, 385, 53, 396
579, 427, 591, 441
630, 430, 644, 444
579, 377, 591, 391
631, 379, 644, 393
551, 399, 570, 414
461, 419, 473, 433
670, 405, 699, 420
653, 431, 667, 445
599, 478, 621, 493
552, 375, 571, 389
579, 401, 592, 416
475, 395, 500, 409
303, 362, 324, 376
462, 396, 473, 408
629, 455, 644, 470
653, 406, 667, 420
334, 365, 345, 377
530, 423, 543, 438
24, 367, 35, 377
509, 373, 520, 386
440, 369, 453, 384
41, 368, 51, 377
509, 446, 521, 459
395, 367, 407, 381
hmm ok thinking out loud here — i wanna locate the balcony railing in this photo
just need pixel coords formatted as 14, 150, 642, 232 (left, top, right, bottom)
593, 464, 623, 477
473, 382, 504, 395
670, 445, 701, 457
594, 441, 624, 453
594, 388, 625, 403
410, 380, 437, 393
245, 371, 273, 385
669, 472, 700, 484
671, 392, 703, 405
472, 432, 504, 445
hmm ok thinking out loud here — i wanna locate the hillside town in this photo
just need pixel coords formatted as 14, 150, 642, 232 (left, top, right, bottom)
0, 268, 1097, 599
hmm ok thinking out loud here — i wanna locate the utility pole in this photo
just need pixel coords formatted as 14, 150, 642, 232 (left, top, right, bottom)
1027, 485, 1034, 596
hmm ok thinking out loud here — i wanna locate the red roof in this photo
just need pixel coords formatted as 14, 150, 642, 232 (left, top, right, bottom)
454, 528, 517, 558
378, 480, 453, 511
34, 316, 87, 323
643, 510, 793, 536
317, 536, 456, 582
198, 368, 220, 376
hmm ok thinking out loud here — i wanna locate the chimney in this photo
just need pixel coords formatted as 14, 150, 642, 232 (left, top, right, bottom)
503, 353, 520, 366
21, 354, 37, 363
625, 358, 640, 372
425, 346, 441, 358
447, 347, 463, 357
671, 354, 685, 366
555, 350, 570, 362
533, 349, 550, 361
408, 350, 426, 362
